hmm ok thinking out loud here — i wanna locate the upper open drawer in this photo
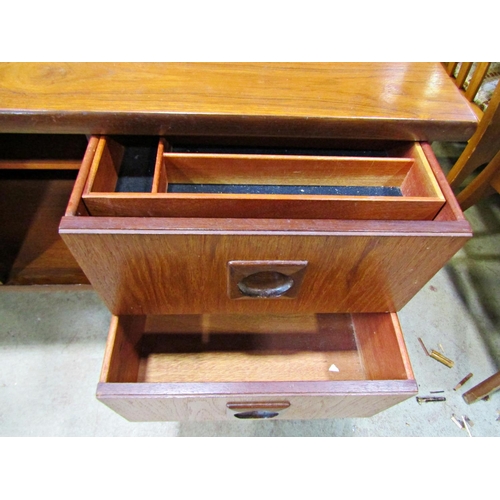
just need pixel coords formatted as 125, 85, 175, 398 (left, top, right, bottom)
79, 136, 446, 221
60, 136, 472, 315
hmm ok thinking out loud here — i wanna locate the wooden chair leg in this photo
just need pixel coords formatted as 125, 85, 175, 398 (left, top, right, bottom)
456, 149, 500, 210
448, 146, 484, 190
463, 370, 500, 404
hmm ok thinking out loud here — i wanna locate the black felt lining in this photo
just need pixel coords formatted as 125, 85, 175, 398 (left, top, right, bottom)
167, 184, 402, 196
115, 138, 158, 193
171, 146, 389, 157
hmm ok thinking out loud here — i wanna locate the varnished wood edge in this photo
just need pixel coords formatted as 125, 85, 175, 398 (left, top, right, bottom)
64, 136, 99, 216
100, 315, 147, 383
99, 315, 120, 383
412, 143, 446, 200
80, 192, 447, 222
59, 215, 473, 236
96, 379, 419, 398
151, 138, 166, 193
226, 401, 291, 411
162, 151, 415, 166
0, 159, 82, 170
82, 136, 107, 195
421, 142, 471, 227
81, 192, 447, 203
0, 284, 93, 293
0, 111, 478, 142
352, 313, 415, 381
389, 313, 416, 380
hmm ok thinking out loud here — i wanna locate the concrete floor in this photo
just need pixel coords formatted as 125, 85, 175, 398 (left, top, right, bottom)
1, 142, 499, 437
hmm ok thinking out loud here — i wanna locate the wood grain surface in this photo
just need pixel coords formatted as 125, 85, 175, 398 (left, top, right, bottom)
0, 63, 477, 140
60, 228, 469, 315
353, 313, 413, 380
161, 154, 416, 186
136, 314, 361, 383
97, 386, 417, 421
81, 193, 446, 221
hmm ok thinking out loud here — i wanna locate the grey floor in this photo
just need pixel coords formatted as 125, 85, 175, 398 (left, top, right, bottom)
1, 142, 499, 437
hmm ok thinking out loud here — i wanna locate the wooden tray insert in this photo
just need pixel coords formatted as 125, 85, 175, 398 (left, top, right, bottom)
102, 313, 413, 384
82, 136, 445, 220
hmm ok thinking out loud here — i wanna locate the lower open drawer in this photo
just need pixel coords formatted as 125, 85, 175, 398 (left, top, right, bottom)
97, 312, 417, 421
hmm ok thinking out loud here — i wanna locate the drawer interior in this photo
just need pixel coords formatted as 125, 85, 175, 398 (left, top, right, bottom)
0, 134, 89, 285
80, 135, 446, 220
102, 313, 413, 384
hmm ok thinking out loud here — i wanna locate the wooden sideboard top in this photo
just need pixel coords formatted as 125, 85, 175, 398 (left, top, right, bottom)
0, 62, 477, 140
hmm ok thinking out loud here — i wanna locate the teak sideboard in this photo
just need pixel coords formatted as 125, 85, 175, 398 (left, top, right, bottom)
0, 63, 478, 421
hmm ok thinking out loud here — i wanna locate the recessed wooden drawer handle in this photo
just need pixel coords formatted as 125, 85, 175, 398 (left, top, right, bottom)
227, 401, 290, 419
237, 271, 294, 298
228, 260, 307, 299
233, 410, 280, 419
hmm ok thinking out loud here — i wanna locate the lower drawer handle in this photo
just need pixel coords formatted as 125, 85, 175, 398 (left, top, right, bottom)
227, 401, 290, 419
237, 271, 294, 298
233, 410, 280, 419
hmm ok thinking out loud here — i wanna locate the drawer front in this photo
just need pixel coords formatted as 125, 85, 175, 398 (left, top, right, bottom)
97, 390, 416, 421
96, 313, 417, 422
61, 228, 468, 315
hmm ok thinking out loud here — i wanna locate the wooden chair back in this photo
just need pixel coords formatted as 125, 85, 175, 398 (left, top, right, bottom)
444, 63, 500, 209
444, 62, 492, 117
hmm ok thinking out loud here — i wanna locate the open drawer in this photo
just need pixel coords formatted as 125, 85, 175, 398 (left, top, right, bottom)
81, 135, 445, 220
60, 136, 472, 316
97, 312, 417, 421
